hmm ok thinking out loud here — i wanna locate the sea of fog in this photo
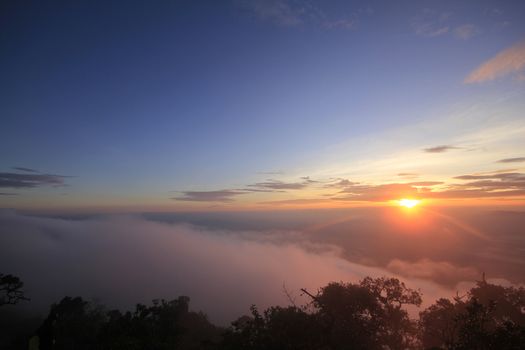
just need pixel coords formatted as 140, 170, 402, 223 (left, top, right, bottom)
1, 207, 524, 325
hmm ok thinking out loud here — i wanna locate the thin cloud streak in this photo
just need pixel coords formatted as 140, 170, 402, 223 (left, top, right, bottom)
248, 178, 313, 190
497, 157, 525, 163
397, 173, 419, 178
12, 167, 39, 173
423, 145, 460, 153
465, 40, 525, 83
330, 173, 525, 202
173, 190, 248, 202
0, 172, 69, 188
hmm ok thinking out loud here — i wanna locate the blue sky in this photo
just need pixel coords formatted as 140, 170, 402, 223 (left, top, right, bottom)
1, 0, 525, 210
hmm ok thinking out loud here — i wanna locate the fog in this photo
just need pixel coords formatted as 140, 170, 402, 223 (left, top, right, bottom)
1, 208, 523, 324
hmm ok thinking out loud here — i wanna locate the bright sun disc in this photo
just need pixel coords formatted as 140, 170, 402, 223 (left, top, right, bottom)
398, 199, 420, 208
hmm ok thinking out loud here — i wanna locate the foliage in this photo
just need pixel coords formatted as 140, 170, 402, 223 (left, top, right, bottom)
222, 277, 422, 350
2, 273, 525, 350
419, 278, 525, 350
0, 273, 29, 307
33, 296, 221, 350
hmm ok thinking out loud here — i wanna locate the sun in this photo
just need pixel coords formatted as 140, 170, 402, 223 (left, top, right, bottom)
398, 199, 420, 208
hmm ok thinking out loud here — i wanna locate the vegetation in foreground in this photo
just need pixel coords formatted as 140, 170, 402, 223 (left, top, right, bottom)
1, 273, 524, 349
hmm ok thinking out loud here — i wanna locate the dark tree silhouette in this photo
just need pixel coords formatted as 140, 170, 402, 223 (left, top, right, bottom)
33, 295, 221, 350
220, 305, 322, 350
222, 277, 422, 350
4, 275, 522, 350
310, 277, 422, 350
419, 278, 525, 350
0, 273, 29, 307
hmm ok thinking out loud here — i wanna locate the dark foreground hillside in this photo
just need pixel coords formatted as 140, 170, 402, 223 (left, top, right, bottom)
1, 274, 524, 350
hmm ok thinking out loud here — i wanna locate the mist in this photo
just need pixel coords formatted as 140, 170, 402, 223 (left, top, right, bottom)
1, 208, 523, 324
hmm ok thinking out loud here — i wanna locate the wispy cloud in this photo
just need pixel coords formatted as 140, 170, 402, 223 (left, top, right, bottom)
423, 145, 460, 153
324, 178, 357, 188
236, 0, 363, 30
412, 9, 483, 41
397, 173, 419, 179
411, 9, 450, 37
175, 177, 317, 203
334, 183, 424, 202
173, 190, 248, 202
429, 172, 525, 199
465, 40, 525, 83
259, 198, 332, 206
0, 172, 69, 188
256, 170, 284, 175
0, 192, 18, 196
453, 172, 524, 180
497, 157, 525, 163
323, 18, 356, 30
454, 24, 479, 40
327, 171, 525, 202
249, 178, 313, 190
12, 167, 39, 173
237, 0, 303, 27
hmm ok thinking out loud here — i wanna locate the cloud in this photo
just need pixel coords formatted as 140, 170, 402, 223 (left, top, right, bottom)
323, 18, 356, 30
0, 192, 18, 196
465, 40, 525, 83
423, 145, 460, 153
386, 259, 480, 287
397, 173, 419, 178
423, 172, 525, 199
454, 24, 479, 40
406, 181, 444, 186
256, 171, 284, 175
259, 198, 332, 206
0, 172, 69, 188
324, 178, 357, 188
173, 190, 247, 202
249, 178, 312, 190
453, 172, 525, 180
239, 188, 284, 193
236, 0, 361, 30
327, 172, 525, 202
12, 167, 39, 173
177, 177, 317, 202
497, 157, 525, 163
236, 0, 304, 26
334, 183, 424, 202
411, 9, 450, 37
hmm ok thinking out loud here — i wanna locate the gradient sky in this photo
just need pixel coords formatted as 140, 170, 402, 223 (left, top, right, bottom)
1, 0, 525, 211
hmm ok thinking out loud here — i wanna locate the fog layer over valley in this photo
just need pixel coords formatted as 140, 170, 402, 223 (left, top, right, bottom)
1, 208, 523, 324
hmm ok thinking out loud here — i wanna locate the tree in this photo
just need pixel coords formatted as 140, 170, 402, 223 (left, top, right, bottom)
220, 305, 322, 350
222, 277, 422, 350
0, 273, 29, 307
34, 295, 221, 350
310, 277, 422, 350
419, 278, 525, 350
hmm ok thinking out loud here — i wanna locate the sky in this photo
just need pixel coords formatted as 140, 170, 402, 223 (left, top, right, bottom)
1, 0, 525, 324
1, 0, 525, 211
